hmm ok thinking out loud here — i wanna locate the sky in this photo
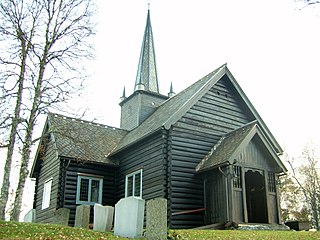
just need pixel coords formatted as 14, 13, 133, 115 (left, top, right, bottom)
79, 0, 320, 158
1, 0, 320, 219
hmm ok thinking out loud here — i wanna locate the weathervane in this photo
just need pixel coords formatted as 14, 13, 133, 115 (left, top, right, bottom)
148, 0, 150, 10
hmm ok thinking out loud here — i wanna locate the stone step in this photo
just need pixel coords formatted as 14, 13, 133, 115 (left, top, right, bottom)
237, 223, 290, 231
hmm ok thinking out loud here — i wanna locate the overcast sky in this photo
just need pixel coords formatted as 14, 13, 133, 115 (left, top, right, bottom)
76, 0, 320, 158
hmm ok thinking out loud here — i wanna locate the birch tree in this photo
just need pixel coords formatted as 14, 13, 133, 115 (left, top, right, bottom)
0, 0, 95, 220
0, 0, 38, 219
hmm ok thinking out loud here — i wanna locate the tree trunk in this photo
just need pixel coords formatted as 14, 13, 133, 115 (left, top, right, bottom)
0, 31, 27, 220
10, 55, 46, 221
10, 124, 33, 221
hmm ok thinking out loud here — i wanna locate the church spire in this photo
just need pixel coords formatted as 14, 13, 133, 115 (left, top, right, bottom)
134, 9, 159, 93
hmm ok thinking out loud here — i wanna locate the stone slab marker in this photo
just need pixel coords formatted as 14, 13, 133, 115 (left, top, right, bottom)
146, 198, 167, 240
114, 196, 145, 238
23, 209, 36, 223
74, 205, 90, 228
54, 208, 70, 226
93, 204, 114, 232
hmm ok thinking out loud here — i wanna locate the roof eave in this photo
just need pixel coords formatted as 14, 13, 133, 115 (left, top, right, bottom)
225, 68, 283, 154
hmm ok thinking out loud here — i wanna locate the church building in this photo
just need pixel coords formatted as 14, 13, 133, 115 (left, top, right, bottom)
30, 9, 287, 229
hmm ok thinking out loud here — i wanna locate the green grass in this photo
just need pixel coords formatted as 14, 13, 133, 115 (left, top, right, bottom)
170, 229, 320, 239
0, 220, 319, 239
0, 220, 121, 239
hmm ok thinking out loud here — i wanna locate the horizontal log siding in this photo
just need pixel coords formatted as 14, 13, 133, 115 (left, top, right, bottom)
34, 137, 60, 224
62, 160, 117, 226
170, 77, 252, 228
115, 131, 166, 203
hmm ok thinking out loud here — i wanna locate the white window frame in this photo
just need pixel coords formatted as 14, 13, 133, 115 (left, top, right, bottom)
125, 169, 143, 198
76, 175, 103, 205
42, 178, 52, 210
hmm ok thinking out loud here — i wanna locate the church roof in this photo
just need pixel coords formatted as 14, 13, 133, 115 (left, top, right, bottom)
196, 121, 287, 173
135, 10, 159, 93
112, 63, 283, 155
31, 113, 128, 177
112, 64, 226, 153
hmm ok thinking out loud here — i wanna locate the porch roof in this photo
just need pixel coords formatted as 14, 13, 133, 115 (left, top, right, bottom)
196, 121, 287, 173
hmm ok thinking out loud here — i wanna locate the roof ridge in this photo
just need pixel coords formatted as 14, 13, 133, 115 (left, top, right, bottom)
48, 112, 127, 132
224, 120, 258, 137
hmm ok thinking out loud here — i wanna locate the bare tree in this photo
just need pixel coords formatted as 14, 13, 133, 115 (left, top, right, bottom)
0, 0, 95, 221
295, 0, 320, 9
0, 0, 38, 220
286, 144, 320, 229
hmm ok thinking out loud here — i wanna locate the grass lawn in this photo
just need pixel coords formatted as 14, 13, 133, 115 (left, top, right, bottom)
0, 220, 319, 239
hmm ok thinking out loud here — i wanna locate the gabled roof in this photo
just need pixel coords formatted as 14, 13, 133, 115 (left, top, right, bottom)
112, 63, 283, 155
112, 64, 226, 153
196, 121, 287, 173
30, 113, 128, 177
135, 10, 159, 93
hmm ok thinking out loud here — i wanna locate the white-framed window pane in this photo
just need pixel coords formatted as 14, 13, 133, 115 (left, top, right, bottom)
76, 175, 103, 205
125, 169, 142, 198
91, 179, 100, 202
42, 178, 52, 210
126, 175, 133, 197
134, 172, 141, 197
79, 178, 89, 201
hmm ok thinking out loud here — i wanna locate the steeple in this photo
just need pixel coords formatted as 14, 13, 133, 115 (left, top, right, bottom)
120, 8, 168, 131
134, 10, 159, 93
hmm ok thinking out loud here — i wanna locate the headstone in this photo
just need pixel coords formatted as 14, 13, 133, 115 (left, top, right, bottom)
53, 208, 70, 226
74, 205, 90, 228
23, 209, 36, 223
93, 204, 114, 232
114, 196, 145, 238
146, 198, 167, 240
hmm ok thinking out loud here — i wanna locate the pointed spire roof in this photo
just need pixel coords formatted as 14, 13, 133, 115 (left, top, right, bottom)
168, 82, 175, 97
135, 10, 159, 93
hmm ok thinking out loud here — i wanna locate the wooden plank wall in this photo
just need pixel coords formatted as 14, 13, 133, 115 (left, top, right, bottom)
204, 170, 227, 224
169, 76, 252, 228
115, 131, 166, 203
237, 137, 278, 171
62, 160, 117, 226
34, 136, 60, 224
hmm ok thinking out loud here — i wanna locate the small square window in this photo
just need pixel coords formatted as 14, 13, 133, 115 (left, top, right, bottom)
42, 178, 52, 210
125, 169, 143, 198
76, 175, 103, 205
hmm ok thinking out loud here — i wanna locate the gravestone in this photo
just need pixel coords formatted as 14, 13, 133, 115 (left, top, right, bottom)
54, 208, 70, 225
93, 204, 114, 232
23, 209, 36, 223
146, 198, 167, 240
114, 196, 145, 238
74, 205, 90, 228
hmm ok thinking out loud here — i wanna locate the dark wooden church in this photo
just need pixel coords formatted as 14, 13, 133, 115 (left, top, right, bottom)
30, 10, 287, 229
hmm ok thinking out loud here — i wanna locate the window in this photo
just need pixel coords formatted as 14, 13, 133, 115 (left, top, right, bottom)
76, 175, 103, 205
268, 172, 276, 193
233, 166, 242, 189
42, 178, 52, 209
125, 169, 143, 198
